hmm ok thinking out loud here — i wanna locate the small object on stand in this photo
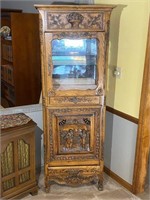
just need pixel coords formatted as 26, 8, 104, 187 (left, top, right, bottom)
0, 26, 11, 39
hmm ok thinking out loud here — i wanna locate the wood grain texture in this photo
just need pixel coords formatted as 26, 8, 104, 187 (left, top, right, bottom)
132, 19, 150, 194
11, 13, 41, 106
0, 119, 38, 199
36, 4, 115, 192
1, 11, 41, 107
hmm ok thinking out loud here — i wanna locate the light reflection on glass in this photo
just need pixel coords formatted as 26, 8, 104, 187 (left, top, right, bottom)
51, 38, 98, 89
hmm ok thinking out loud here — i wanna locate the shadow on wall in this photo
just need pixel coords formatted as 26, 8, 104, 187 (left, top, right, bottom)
105, 4, 126, 169
35, 126, 43, 176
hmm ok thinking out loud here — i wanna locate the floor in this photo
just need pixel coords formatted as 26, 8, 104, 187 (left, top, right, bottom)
23, 170, 150, 200
137, 186, 150, 200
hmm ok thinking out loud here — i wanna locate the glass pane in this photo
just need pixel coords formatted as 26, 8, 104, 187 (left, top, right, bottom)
52, 39, 98, 90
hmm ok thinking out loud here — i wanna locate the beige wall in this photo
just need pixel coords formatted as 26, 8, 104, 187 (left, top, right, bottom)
95, 0, 149, 118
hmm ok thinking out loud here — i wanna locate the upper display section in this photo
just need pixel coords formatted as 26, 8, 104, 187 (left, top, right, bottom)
52, 38, 98, 90
35, 4, 115, 100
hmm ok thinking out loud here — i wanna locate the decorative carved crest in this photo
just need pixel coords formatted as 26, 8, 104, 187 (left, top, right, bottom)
96, 87, 103, 96
67, 12, 84, 28
46, 12, 104, 30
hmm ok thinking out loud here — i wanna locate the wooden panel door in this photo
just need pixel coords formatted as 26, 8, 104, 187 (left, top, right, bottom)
11, 13, 41, 106
45, 106, 104, 167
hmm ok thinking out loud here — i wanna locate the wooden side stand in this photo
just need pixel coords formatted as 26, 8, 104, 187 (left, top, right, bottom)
0, 113, 38, 199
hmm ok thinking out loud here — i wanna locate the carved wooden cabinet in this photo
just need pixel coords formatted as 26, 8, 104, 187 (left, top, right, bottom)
0, 114, 38, 199
35, 4, 115, 191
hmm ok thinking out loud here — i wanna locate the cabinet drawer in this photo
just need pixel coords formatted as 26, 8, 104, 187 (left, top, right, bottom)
49, 96, 103, 106
46, 11, 104, 31
46, 166, 102, 186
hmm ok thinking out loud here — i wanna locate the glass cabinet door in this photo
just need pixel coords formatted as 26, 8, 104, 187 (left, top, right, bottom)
51, 38, 98, 90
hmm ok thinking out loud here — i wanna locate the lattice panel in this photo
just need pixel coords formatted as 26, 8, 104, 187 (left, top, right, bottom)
19, 171, 30, 184
18, 139, 30, 169
2, 178, 15, 191
1, 142, 14, 177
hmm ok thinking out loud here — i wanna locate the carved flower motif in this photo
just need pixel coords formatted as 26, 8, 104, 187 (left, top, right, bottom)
67, 12, 84, 28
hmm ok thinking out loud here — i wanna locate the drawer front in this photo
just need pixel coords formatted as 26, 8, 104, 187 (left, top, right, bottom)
46, 11, 104, 31
46, 165, 102, 186
49, 96, 103, 106
45, 106, 104, 166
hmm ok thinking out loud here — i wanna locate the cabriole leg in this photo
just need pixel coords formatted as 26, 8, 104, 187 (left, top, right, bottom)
98, 173, 103, 191
45, 176, 50, 193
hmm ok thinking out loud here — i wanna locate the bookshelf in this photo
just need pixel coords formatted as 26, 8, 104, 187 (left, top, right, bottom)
1, 9, 41, 107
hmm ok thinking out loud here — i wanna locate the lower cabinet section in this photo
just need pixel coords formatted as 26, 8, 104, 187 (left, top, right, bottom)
0, 113, 38, 199
44, 106, 104, 191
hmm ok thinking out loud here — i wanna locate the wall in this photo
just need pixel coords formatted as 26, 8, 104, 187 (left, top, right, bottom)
105, 111, 137, 184
95, 0, 149, 118
1, 0, 76, 13
94, 0, 149, 186
1, 0, 93, 13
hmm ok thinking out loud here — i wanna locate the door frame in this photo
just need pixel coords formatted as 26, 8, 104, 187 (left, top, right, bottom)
132, 19, 150, 194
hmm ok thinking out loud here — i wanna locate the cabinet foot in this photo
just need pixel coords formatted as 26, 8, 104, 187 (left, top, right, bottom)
30, 188, 38, 196
98, 175, 103, 191
98, 182, 103, 191
45, 185, 50, 193
45, 186, 50, 193
45, 176, 50, 193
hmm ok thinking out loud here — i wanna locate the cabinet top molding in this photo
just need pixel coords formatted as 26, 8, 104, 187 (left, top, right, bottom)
34, 4, 116, 11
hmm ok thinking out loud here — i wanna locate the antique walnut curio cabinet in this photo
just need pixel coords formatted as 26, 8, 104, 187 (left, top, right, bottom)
35, 4, 115, 192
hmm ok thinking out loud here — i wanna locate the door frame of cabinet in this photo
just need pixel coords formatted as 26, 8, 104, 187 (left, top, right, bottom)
43, 32, 105, 100
132, 19, 150, 194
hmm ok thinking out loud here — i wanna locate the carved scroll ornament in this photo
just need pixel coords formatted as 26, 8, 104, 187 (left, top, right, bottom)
47, 167, 101, 186
47, 12, 104, 30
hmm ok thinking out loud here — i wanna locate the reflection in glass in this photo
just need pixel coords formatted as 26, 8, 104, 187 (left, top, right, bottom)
52, 39, 98, 90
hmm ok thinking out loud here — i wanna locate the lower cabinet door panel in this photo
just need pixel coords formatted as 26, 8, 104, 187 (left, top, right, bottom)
45, 107, 104, 166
